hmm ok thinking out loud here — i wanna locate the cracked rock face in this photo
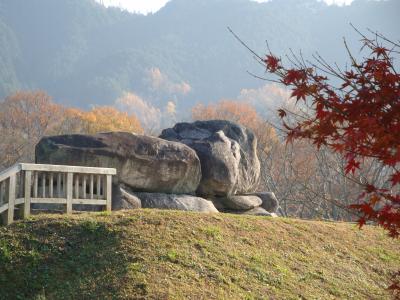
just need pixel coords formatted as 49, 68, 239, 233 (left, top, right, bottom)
160, 120, 260, 197
36, 131, 202, 194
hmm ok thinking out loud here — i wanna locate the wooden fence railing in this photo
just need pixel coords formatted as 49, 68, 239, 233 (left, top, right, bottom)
0, 163, 117, 225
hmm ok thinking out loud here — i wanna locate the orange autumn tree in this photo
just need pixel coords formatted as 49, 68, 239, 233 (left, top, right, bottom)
192, 100, 277, 152
0, 91, 144, 169
64, 106, 144, 135
0, 91, 64, 168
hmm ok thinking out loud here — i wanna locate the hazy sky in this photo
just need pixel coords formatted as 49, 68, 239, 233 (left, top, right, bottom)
97, 0, 355, 14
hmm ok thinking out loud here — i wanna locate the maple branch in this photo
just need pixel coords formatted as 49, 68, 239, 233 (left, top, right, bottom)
227, 27, 264, 61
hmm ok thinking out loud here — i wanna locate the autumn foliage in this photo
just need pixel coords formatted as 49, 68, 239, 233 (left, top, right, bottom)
65, 106, 143, 135
0, 91, 63, 167
260, 32, 400, 238
0, 91, 143, 169
193, 100, 266, 130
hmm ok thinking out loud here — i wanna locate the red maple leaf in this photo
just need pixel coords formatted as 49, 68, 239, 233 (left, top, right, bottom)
345, 158, 360, 175
372, 46, 388, 57
283, 69, 306, 84
263, 55, 280, 72
391, 172, 400, 186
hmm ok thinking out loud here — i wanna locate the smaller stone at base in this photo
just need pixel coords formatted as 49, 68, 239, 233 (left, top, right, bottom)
238, 206, 277, 217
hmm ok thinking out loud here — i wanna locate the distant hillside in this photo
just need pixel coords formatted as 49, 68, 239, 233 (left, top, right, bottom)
0, 210, 399, 299
0, 0, 398, 114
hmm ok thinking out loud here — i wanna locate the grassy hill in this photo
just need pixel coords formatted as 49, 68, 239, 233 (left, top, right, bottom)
0, 210, 399, 299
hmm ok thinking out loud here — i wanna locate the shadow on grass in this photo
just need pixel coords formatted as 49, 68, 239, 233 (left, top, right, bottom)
0, 218, 133, 300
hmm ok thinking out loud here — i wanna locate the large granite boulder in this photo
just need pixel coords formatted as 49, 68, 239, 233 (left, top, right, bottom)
181, 130, 241, 196
36, 132, 202, 194
160, 120, 260, 197
134, 192, 219, 213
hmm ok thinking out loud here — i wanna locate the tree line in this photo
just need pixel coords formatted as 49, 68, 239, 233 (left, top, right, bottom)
0, 87, 394, 226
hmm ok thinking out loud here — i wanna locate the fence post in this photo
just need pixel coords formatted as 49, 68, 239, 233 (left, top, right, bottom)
106, 175, 112, 212
66, 172, 73, 214
24, 171, 32, 219
6, 174, 16, 225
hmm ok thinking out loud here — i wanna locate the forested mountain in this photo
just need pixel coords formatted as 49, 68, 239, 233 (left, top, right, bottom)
0, 0, 398, 114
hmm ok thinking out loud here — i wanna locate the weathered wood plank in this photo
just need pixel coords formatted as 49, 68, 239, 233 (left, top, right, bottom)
72, 199, 107, 205
63, 173, 67, 197
20, 163, 116, 175
66, 172, 73, 214
49, 173, 53, 198
90, 174, 94, 199
57, 173, 62, 198
6, 174, 16, 225
96, 175, 101, 199
0, 203, 8, 214
0, 181, 4, 205
15, 198, 24, 205
41, 172, 46, 198
33, 172, 38, 198
106, 175, 112, 211
24, 171, 32, 218
82, 175, 87, 199
18, 172, 24, 199
0, 164, 21, 183
75, 174, 80, 199
31, 198, 68, 204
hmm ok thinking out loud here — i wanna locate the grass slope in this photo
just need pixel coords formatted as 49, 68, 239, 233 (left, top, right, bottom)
0, 210, 399, 300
